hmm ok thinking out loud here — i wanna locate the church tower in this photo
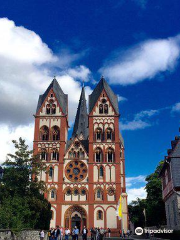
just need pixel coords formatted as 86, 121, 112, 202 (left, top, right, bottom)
33, 77, 128, 234
33, 78, 68, 227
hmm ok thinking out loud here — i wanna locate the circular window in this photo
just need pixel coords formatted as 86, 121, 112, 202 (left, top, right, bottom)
108, 187, 115, 196
101, 98, 107, 104
65, 160, 87, 182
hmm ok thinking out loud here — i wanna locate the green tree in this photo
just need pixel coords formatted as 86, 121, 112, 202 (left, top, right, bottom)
0, 138, 52, 230
128, 198, 146, 228
145, 161, 166, 226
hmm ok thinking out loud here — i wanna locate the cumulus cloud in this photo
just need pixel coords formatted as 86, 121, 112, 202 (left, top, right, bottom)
120, 109, 159, 131
0, 124, 34, 164
100, 35, 180, 85
0, 18, 92, 163
127, 187, 147, 203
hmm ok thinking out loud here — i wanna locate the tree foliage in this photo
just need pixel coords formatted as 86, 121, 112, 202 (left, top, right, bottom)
0, 138, 51, 230
128, 161, 166, 227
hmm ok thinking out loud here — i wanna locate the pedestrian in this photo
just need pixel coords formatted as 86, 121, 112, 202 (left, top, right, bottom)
127, 229, 130, 238
107, 228, 111, 238
72, 227, 75, 240
57, 226, 61, 240
48, 228, 54, 240
82, 226, 88, 240
64, 227, 70, 240
40, 230, 45, 240
122, 229, 125, 238
60, 226, 64, 240
74, 226, 79, 240
90, 227, 95, 240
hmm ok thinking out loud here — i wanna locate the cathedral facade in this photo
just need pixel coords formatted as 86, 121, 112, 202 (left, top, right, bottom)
33, 77, 128, 234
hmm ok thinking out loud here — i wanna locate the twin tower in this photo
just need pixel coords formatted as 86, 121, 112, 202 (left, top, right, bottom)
33, 77, 128, 235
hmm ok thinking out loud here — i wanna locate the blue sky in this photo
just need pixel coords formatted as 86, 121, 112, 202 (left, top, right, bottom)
0, 0, 180, 201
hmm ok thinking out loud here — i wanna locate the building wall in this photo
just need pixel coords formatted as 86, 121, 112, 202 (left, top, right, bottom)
165, 192, 180, 230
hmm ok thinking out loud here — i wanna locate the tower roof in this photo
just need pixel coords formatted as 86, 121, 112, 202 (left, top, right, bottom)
72, 86, 88, 139
89, 76, 119, 114
36, 78, 68, 115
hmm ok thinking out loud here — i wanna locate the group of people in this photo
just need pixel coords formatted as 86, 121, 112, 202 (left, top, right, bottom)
39, 226, 131, 240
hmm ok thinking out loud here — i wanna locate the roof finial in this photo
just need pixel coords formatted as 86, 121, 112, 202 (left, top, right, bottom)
82, 80, 85, 87
53, 75, 56, 80
101, 75, 105, 80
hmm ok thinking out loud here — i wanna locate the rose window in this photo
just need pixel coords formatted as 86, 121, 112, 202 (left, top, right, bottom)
65, 160, 87, 182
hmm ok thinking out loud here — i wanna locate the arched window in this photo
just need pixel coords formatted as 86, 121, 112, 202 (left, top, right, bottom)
96, 128, 102, 141
52, 149, 59, 161
46, 104, 50, 114
106, 128, 112, 140
40, 126, 49, 140
51, 189, 55, 199
95, 148, 102, 162
52, 104, 56, 114
69, 151, 73, 159
107, 148, 114, 163
99, 104, 103, 114
52, 126, 60, 141
96, 188, 103, 200
49, 167, 53, 178
99, 166, 104, 178
73, 189, 79, 196
41, 149, 47, 160
66, 188, 71, 196
73, 151, 76, 158
97, 210, 103, 220
104, 104, 108, 114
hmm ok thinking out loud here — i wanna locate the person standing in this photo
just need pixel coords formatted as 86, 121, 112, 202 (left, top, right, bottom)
64, 227, 70, 240
57, 226, 61, 240
60, 226, 64, 240
107, 228, 111, 238
90, 227, 95, 240
82, 226, 88, 240
40, 230, 45, 240
74, 226, 79, 240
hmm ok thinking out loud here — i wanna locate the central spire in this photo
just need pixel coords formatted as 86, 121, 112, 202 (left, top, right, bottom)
72, 86, 88, 139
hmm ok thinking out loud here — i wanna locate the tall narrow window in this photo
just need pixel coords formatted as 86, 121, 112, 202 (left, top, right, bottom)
52, 149, 59, 161
97, 210, 103, 220
96, 188, 103, 200
99, 104, 103, 114
104, 104, 108, 114
95, 148, 102, 162
51, 189, 55, 199
52, 104, 56, 114
96, 128, 102, 141
99, 166, 103, 178
49, 167, 53, 178
46, 104, 50, 114
106, 128, 112, 140
40, 126, 49, 140
107, 148, 114, 163
52, 126, 60, 141
41, 149, 47, 160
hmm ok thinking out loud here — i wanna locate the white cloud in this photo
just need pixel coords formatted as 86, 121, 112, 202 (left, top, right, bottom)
100, 35, 180, 85
126, 175, 146, 187
127, 187, 147, 203
67, 65, 91, 81
0, 124, 34, 164
0, 18, 57, 64
172, 102, 180, 112
117, 94, 127, 102
120, 109, 159, 131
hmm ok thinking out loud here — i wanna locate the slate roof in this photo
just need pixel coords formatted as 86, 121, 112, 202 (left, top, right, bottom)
72, 87, 89, 139
89, 76, 119, 114
36, 78, 68, 115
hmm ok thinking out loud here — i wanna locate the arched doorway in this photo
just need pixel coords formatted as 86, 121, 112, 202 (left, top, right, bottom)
64, 205, 87, 231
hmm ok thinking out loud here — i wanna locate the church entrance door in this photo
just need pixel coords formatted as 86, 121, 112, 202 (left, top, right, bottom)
71, 214, 81, 231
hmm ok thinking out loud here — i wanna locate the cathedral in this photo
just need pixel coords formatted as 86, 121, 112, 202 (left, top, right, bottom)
33, 76, 128, 235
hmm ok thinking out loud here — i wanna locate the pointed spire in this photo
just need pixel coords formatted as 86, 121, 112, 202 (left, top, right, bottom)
72, 86, 88, 139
